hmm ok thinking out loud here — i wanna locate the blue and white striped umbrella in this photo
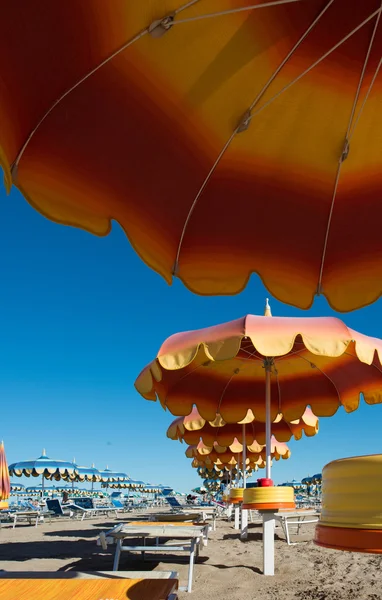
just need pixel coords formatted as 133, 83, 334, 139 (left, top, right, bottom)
9, 449, 77, 481
72, 463, 101, 483
26, 484, 58, 495
10, 483, 25, 492
302, 476, 313, 485
141, 484, 161, 493
98, 467, 128, 483
280, 479, 305, 490
124, 478, 145, 488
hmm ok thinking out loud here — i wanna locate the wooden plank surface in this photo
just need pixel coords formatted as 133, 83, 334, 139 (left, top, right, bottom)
0, 578, 177, 599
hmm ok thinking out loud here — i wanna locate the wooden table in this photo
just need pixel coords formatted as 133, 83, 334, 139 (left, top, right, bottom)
0, 578, 178, 599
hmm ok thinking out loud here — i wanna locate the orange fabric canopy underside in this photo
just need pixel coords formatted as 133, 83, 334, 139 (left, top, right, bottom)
167, 406, 318, 446
187, 436, 290, 467
1, 2, 382, 311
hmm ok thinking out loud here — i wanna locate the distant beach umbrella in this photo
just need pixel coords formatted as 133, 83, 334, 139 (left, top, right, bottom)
10, 483, 25, 493
0, 442, 10, 506
9, 450, 77, 481
192, 487, 207, 495
9, 449, 78, 494
280, 479, 305, 490
26, 484, 58, 496
98, 467, 128, 483
302, 476, 313, 485
125, 479, 146, 488
55, 484, 82, 496
70, 462, 102, 491
71, 463, 101, 483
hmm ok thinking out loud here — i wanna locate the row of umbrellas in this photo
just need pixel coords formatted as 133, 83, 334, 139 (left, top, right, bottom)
133, 301, 382, 575
7, 449, 171, 494
9, 450, 127, 483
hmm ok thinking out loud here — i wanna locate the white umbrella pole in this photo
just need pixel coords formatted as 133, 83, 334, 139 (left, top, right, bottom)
265, 363, 272, 480
242, 424, 247, 489
263, 359, 274, 576
241, 424, 248, 539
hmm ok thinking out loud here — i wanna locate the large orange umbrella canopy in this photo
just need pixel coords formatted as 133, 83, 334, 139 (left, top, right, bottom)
167, 406, 318, 446
187, 437, 291, 465
1, 2, 382, 311
136, 314, 382, 423
0, 442, 11, 502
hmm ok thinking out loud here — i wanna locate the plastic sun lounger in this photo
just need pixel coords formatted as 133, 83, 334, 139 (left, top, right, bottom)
46, 499, 75, 520
61, 501, 118, 521
164, 497, 217, 530
1, 510, 50, 529
0, 578, 178, 600
274, 509, 320, 545
99, 522, 207, 593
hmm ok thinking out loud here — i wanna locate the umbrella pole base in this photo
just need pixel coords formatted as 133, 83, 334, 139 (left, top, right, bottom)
234, 506, 240, 530
263, 512, 275, 576
241, 508, 248, 539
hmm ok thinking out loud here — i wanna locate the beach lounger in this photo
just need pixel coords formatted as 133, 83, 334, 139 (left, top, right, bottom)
98, 521, 207, 592
0, 577, 178, 599
73, 497, 119, 517
8, 510, 42, 528
46, 499, 75, 520
274, 510, 320, 545
111, 499, 128, 512
63, 500, 118, 521
165, 497, 217, 530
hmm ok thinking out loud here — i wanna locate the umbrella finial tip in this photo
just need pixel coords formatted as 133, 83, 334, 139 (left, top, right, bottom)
42, 448, 46, 456
264, 298, 272, 317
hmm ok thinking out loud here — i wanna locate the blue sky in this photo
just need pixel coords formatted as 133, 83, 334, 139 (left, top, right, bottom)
1, 182, 381, 493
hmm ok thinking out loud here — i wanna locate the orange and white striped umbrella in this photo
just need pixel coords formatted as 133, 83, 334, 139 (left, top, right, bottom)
2, 2, 382, 311
0, 442, 11, 502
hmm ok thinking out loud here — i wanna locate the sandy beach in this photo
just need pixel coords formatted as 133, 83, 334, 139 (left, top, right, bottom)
0, 510, 381, 600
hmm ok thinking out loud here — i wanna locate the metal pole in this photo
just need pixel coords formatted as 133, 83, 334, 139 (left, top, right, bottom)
242, 424, 247, 489
265, 362, 272, 480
